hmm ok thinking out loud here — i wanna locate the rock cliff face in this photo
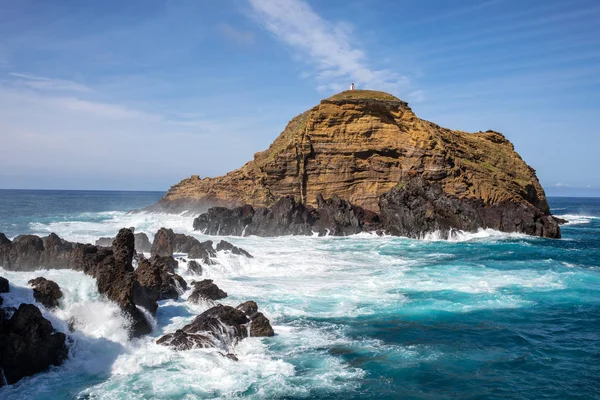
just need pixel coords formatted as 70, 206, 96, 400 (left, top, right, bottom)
153, 89, 558, 237
155, 90, 551, 213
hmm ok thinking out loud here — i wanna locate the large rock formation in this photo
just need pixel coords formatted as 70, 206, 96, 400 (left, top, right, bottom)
149, 89, 558, 238
28, 277, 63, 309
0, 303, 68, 386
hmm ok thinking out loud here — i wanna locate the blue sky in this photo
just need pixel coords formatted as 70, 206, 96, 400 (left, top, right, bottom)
0, 0, 598, 196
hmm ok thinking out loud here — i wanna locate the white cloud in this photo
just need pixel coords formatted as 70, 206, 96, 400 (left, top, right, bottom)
9, 72, 93, 93
248, 0, 409, 93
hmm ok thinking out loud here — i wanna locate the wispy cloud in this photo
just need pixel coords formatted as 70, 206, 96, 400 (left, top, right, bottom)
9, 72, 93, 93
217, 22, 255, 46
247, 0, 409, 93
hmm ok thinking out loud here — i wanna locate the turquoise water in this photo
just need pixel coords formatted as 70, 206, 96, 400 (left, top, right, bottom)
0, 190, 598, 399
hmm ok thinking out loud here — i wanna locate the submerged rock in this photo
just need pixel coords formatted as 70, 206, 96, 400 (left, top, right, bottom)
157, 302, 274, 351
187, 279, 227, 303
0, 303, 67, 386
28, 277, 63, 309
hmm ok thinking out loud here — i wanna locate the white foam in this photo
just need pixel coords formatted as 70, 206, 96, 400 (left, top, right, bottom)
555, 213, 599, 225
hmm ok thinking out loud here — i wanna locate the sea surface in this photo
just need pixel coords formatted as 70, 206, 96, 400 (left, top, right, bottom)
0, 189, 598, 399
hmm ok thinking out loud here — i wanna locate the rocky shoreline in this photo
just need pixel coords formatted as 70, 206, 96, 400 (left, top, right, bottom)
193, 178, 561, 239
0, 228, 271, 386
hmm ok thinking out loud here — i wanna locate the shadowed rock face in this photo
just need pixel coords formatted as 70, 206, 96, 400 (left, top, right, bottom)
96, 232, 152, 254
135, 255, 187, 305
215, 241, 253, 258
0, 303, 68, 386
193, 195, 381, 237
151, 90, 556, 238
378, 177, 560, 239
28, 277, 63, 309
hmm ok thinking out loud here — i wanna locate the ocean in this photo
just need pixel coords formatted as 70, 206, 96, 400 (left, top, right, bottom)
0, 190, 598, 399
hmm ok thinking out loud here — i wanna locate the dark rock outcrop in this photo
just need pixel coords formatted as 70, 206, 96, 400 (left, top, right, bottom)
135, 255, 187, 304
187, 260, 202, 275
187, 279, 227, 303
236, 301, 275, 337
193, 195, 380, 237
0, 276, 8, 293
215, 240, 253, 258
28, 277, 63, 309
96, 232, 152, 253
157, 302, 273, 351
378, 177, 561, 239
0, 229, 155, 337
0, 303, 68, 386
151, 228, 216, 265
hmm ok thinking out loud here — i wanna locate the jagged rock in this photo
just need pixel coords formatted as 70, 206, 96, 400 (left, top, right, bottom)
378, 177, 560, 239
215, 240, 253, 258
135, 255, 187, 304
187, 260, 202, 275
194, 195, 380, 237
0, 303, 67, 386
151, 228, 216, 264
0, 276, 8, 293
187, 279, 227, 303
157, 304, 249, 351
28, 277, 63, 309
96, 232, 152, 253
236, 301, 274, 337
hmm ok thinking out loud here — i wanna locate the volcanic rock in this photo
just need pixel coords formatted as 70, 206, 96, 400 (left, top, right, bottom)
154, 89, 559, 238
28, 277, 63, 309
151, 228, 216, 264
187, 279, 227, 303
96, 232, 152, 253
193, 195, 380, 237
215, 240, 253, 258
0, 303, 68, 386
135, 255, 187, 304
0, 276, 8, 293
236, 300, 274, 337
187, 260, 202, 275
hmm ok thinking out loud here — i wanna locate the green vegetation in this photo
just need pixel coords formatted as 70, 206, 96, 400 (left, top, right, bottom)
327, 90, 401, 102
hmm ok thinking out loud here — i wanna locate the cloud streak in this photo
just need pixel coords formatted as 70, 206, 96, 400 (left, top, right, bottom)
9, 72, 93, 93
248, 0, 408, 93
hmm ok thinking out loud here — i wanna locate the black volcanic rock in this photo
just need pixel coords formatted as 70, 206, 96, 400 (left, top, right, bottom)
96, 232, 152, 253
187, 279, 227, 303
215, 240, 253, 258
187, 260, 202, 275
135, 255, 187, 304
0, 303, 68, 386
0, 276, 8, 293
157, 301, 274, 351
193, 195, 380, 237
28, 277, 63, 309
151, 228, 216, 264
0, 229, 155, 337
378, 177, 561, 239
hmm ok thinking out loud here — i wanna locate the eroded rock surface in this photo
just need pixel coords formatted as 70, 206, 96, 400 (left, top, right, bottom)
151, 89, 558, 238
151, 228, 216, 264
157, 302, 274, 351
187, 279, 227, 303
193, 195, 380, 237
28, 277, 63, 309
